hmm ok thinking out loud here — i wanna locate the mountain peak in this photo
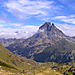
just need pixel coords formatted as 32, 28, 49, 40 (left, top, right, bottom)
52, 23, 55, 26
39, 22, 51, 30
45, 22, 51, 25
38, 22, 65, 37
39, 22, 55, 31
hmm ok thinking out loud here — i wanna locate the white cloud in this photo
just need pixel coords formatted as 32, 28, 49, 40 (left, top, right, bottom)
8, 23, 22, 26
0, 20, 6, 24
0, 20, 23, 27
54, 15, 75, 24
0, 24, 4, 27
0, 23, 75, 39
4, 0, 54, 19
69, 15, 75, 18
56, 23, 75, 36
0, 0, 75, 39
42, 17, 50, 21
22, 25, 39, 32
0, 25, 39, 39
61, 19, 75, 24
54, 16, 67, 19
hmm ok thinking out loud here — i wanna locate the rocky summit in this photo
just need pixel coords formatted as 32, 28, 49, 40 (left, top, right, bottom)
0, 22, 75, 63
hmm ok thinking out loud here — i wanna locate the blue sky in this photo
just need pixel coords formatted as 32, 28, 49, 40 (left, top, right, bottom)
0, 0, 75, 38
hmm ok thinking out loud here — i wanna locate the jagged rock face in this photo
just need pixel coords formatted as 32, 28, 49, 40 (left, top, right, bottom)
39, 22, 65, 36
72, 36, 75, 39
0, 22, 75, 63
30, 22, 66, 46
39, 22, 52, 31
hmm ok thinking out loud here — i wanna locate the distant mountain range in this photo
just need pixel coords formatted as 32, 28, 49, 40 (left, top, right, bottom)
0, 22, 75, 63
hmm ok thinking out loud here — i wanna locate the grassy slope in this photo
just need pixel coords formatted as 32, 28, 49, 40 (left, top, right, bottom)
0, 43, 63, 75
0, 43, 38, 73
0, 68, 63, 75
35, 68, 62, 75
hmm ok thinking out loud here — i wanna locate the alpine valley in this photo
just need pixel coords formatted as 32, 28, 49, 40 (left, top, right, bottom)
0, 22, 75, 64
